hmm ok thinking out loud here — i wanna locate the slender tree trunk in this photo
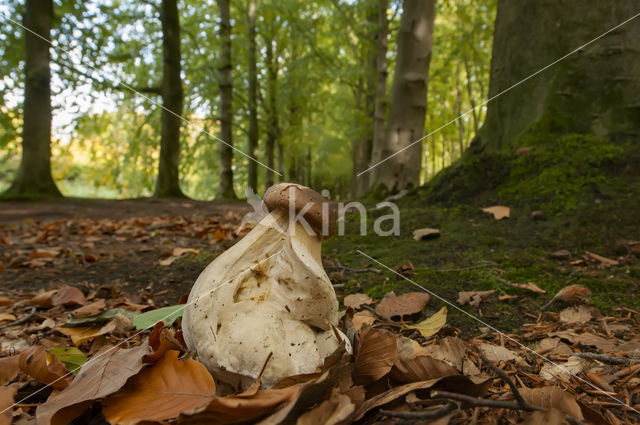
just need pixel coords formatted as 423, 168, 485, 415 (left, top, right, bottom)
369, 0, 435, 197
5, 0, 60, 197
455, 65, 465, 156
246, 0, 258, 191
264, 36, 279, 189
463, 58, 478, 136
363, 0, 389, 196
430, 137, 435, 179
155, 0, 184, 198
350, 80, 366, 198
478, 0, 640, 150
276, 140, 284, 182
216, 0, 237, 199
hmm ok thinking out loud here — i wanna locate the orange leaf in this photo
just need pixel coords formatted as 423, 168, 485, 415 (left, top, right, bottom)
343, 293, 374, 310
36, 342, 150, 425
71, 299, 106, 318
30, 290, 58, 308
354, 327, 398, 385
102, 350, 215, 425
145, 327, 185, 363
520, 387, 583, 420
18, 346, 71, 390
0, 356, 20, 386
375, 291, 429, 318
482, 205, 510, 220
0, 386, 17, 425
52, 286, 87, 307
56, 321, 116, 345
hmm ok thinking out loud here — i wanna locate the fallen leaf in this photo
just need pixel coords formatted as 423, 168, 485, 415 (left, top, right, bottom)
584, 251, 619, 267
102, 350, 215, 425
36, 342, 150, 425
66, 308, 139, 326
30, 290, 58, 308
296, 387, 354, 425
376, 292, 430, 318
412, 228, 440, 241
49, 347, 87, 373
0, 313, 16, 323
172, 247, 200, 257
351, 310, 376, 330
508, 281, 546, 294
559, 305, 593, 324
547, 284, 592, 307
457, 290, 495, 307
482, 205, 510, 220
354, 327, 398, 384
56, 321, 117, 345
0, 386, 16, 425
404, 307, 447, 338
520, 387, 583, 420
0, 356, 20, 385
145, 326, 185, 362
421, 337, 467, 370
476, 342, 524, 365
132, 304, 185, 329
0, 297, 11, 307
540, 356, 586, 380
522, 408, 569, 425
71, 299, 106, 318
550, 249, 572, 260
52, 286, 87, 307
499, 294, 518, 301
29, 248, 61, 260
536, 338, 572, 356
390, 354, 457, 383
343, 293, 374, 310
18, 346, 71, 390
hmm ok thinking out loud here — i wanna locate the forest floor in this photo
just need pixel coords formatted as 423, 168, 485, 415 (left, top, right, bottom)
1, 196, 639, 336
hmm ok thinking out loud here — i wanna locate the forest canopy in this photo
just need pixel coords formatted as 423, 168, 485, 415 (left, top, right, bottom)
0, 0, 495, 199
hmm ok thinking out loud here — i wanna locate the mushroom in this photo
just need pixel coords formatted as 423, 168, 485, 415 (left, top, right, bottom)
182, 183, 348, 388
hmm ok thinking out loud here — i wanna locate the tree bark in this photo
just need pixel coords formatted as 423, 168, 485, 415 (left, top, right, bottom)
155, 0, 185, 198
5, 0, 60, 197
369, 0, 435, 196
264, 35, 279, 189
216, 0, 237, 199
246, 0, 258, 191
478, 0, 640, 150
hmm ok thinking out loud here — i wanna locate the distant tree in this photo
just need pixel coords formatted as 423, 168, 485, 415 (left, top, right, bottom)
216, 0, 237, 199
478, 0, 640, 150
246, 0, 259, 191
155, 0, 185, 198
369, 0, 435, 196
263, 18, 279, 189
4, 0, 61, 197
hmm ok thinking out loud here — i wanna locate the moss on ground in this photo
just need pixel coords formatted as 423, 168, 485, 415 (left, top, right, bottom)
324, 117, 640, 338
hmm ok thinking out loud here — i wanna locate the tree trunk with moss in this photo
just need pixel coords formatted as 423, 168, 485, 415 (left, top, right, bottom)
477, 0, 640, 151
155, 0, 184, 198
5, 0, 60, 198
369, 0, 435, 197
216, 0, 237, 199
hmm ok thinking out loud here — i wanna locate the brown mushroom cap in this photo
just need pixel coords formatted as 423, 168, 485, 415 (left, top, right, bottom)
263, 183, 336, 237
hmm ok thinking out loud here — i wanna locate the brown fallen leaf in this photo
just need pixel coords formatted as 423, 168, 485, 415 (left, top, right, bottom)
507, 281, 546, 294
0, 313, 16, 323
540, 356, 586, 381
457, 290, 495, 307
390, 355, 458, 383
52, 286, 87, 307
102, 350, 215, 425
522, 408, 569, 425
343, 293, 374, 310
421, 337, 467, 370
145, 325, 186, 362
36, 342, 150, 425
476, 342, 524, 365
584, 251, 619, 267
354, 327, 398, 385
543, 284, 592, 309
18, 346, 71, 390
0, 385, 16, 425
296, 387, 354, 425
520, 386, 583, 420
482, 205, 510, 220
559, 305, 593, 324
412, 228, 440, 241
0, 356, 20, 386
351, 310, 376, 330
375, 291, 430, 318
0, 297, 11, 307
29, 248, 61, 260
56, 321, 117, 345
71, 299, 106, 318
30, 290, 58, 308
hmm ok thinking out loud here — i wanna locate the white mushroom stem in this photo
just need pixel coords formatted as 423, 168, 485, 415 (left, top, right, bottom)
182, 208, 348, 388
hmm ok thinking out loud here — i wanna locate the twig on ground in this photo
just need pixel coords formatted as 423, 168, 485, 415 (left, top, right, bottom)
434, 261, 499, 272
324, 266, 383, 274
0, 306, 36, 330
478, 353, 527, 407
379, 403, 458, 420
571, 352, 638, 365
430, 390, 544, 412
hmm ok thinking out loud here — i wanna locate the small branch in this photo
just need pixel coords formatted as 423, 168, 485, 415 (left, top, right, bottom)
571, 352, 638, 365
0, 307, 36, 330
325, 266, 382, 274
479, 353, 527, 407
430, 390, 544, 412
380, 403, 458, 420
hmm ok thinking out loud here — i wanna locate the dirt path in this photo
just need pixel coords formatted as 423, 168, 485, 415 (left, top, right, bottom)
0, 198, 251, 306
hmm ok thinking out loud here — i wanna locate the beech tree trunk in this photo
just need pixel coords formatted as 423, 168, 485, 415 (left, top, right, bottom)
264, 35, 279, 189
5, 0, 60, 197
216, 0, 237, 199
369, 0, 435, 196
478, 0, 640, 150
155, 0, 184, 198
246, 0, 258, 191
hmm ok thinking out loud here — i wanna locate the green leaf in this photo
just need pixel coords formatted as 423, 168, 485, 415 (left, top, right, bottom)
404, 307, 447, 338
65, 308, 139, 327
49, 346, 87, 373
132, 304, 185, 330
